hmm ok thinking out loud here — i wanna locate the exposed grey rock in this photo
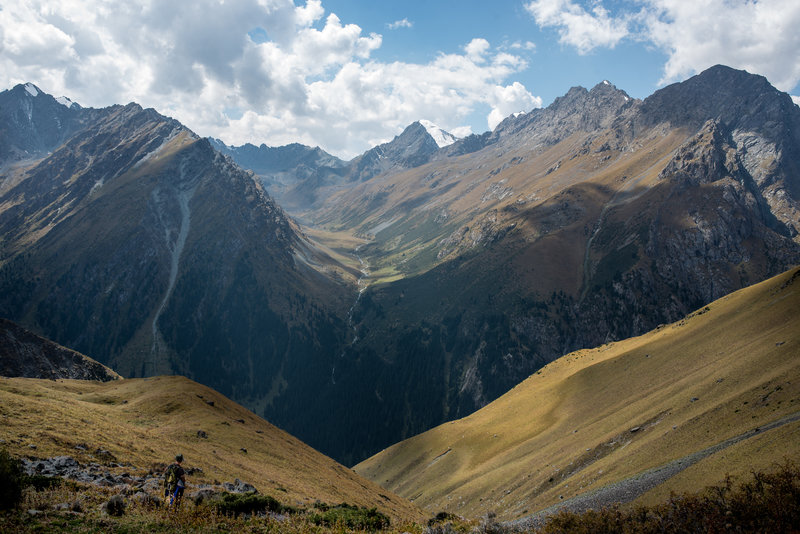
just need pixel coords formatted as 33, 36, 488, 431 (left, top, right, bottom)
22, 456, 157, 489
223, 478, 257, 493
0, 83, 89, 165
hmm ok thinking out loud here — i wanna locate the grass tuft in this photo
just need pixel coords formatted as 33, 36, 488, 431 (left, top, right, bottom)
212, 492, 292, 517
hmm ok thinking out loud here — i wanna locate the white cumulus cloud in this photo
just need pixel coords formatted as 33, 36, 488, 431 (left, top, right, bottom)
525, 0, 630, 53
387, 18, 413, 30
487, 82, 543, 130
524, 0, 800, 92
640, 0, 800, 90
0, 0, 540, 159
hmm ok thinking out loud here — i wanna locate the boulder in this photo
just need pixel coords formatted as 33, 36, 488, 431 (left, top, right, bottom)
223, 478, 257, 493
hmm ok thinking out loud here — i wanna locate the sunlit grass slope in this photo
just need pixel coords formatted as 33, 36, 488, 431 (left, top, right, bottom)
0, 374, 423, 523
355, 266, 800, 521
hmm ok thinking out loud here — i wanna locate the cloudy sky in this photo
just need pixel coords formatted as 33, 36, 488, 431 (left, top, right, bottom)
2, 0, 799, 159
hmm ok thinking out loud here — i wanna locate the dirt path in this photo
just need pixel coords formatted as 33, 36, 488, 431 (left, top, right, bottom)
509, 410, 800, 530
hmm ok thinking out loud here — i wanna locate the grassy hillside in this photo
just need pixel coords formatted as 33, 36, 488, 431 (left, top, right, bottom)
0, 374, 423, 523
355, 266, 800, 521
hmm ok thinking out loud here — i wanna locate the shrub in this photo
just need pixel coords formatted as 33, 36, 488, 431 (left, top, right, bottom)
428, 511, 458, 526
103, 495, 127, 517
539, 461, 800, 533
309, 502, 390, 531
0, 448, 24, 510
213, 492, 288, 517
24, 474, 63, 492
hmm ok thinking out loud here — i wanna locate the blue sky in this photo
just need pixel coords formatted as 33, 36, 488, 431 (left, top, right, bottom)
324, 0, 669, 97
322, 0, 673, 130
1, 0, 799, 159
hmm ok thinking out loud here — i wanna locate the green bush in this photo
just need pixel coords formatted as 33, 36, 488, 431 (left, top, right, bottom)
428, 511, 459, 525
309, 502, 390, 531
0, 449, 24, 510
213, 492, 289, 517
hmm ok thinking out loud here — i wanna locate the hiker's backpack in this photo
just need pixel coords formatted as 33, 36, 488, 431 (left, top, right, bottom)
164, 464, 179, 489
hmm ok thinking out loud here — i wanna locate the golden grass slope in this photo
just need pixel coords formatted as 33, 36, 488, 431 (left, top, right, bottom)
0, 374, 423, 523
355, 266, 800, 521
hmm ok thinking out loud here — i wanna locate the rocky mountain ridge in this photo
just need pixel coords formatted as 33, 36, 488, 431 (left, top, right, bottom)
0, 318, 120, 381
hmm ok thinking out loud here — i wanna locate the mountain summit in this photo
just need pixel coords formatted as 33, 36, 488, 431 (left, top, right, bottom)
0, 83, 91, 164
419, 119, 458, 148
347, 121, 448, 182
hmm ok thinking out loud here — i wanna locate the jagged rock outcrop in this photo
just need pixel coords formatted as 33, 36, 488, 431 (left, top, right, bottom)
441, 80, 635, 158
0, 319, 120, 381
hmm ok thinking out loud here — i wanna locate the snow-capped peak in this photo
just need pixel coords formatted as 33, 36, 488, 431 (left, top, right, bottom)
56, 96, 75, 108
419, 119, 457, 148
24, 83, 40, 97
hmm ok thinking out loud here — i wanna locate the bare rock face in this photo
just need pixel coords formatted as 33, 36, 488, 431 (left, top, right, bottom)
0, 318, 120, 381
0, 83, 93, 165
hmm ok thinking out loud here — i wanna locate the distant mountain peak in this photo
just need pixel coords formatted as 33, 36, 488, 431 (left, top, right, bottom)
418, 119, 458, 148
589, 79, 632, 102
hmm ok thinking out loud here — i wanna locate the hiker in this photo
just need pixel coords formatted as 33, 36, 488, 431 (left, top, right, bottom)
163, 454, 186, 507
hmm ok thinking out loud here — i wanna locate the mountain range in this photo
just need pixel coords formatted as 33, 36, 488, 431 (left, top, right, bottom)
0, 65, 798, 466
211, 119, 459, 215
